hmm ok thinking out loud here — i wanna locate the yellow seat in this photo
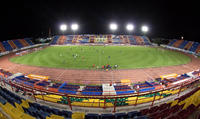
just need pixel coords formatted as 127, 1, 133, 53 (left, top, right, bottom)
0, 112, 7, 119
5, 107, 23, 119
93, 99, 100, 102
72, 112, 85, 119
84, 102, 93, 107
21, 99, 30, 108
126, 100, 136, 105
137, 97, 153, 104
171, 100, 179, 107
99, 102, 105, 107
20, 113, 35, 119
106, 102, 113, 107
88, 99, 95, 102
72, 102, 84, 106
35, 95, 62, 103
92, 102, 99, 107
49, 114, 65, 119
128, 97, 137, 101
15, 102, 24, 112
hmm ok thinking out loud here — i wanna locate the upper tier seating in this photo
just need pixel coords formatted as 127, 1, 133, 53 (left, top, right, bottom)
168, 39, 200, 53
0, 38, 34, 53
51, 35, 151, 45
2, 41, 13, 51
168, 39, 177, 46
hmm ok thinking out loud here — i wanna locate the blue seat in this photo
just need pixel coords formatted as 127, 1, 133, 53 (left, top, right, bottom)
27, 107, 38, 117
115, 113, 127, 119
128, 111, 141, 118
101, 114, 115, 119
0, 97, 6, 105
85, 113, 100, 119
37, 110, 50, 119
22, 106, 28, 113
61, 110, 72, 118
134, 115, 149, 119
51, 108, 60, 115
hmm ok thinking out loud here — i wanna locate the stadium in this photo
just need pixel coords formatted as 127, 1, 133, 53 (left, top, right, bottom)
0, 34, 200, 119
1, 0, 200, 119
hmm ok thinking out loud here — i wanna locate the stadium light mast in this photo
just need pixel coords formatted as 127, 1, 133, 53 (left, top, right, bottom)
181, 36, 184, 40
141, 25, 149, 35
71, 23, 79, 35
109, 23, 118, 34
60, 24, 67, 35
126, 24, 134, 34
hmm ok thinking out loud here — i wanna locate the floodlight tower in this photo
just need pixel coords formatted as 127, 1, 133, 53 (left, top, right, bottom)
126, 24, 134, 34
109, 23, 118, 34
71, 23, 79, 35
181, 36, 184, 40
141, 25, 149, 35
60, 24, 67, 35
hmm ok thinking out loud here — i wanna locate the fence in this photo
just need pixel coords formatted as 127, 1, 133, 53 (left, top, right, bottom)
0, 75, 199, 112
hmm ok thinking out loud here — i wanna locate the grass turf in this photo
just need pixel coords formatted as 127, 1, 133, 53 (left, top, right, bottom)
10, 46, 191, 69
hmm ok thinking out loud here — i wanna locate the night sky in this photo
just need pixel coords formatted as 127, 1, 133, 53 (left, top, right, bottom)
1, 0, 199, 41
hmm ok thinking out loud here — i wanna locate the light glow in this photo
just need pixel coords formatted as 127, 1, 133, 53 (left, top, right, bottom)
141, 25, 149, 32
126, 24, 134, 31
71, 24, 79, 31
60, 24, 67, 31
109, 23, 118, 31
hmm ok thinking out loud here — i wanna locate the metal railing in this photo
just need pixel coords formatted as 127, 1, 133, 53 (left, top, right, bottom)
0, 76, 199, 112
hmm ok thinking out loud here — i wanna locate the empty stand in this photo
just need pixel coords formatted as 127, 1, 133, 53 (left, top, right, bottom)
184, 41, 193, 50
0, 38, 34, 53
50, 35, 151, 45
134, 36, 145, 45
8, 40, 17, 49
168, 39, 177, 46
0, 42, 6, 52
13, 40, 24, 49
196, 44, 200, 53
57, 35, 67, 45
168, 39, 200, 54
24, 38, 34, 45
2, 41, 13, 51
189, 42, 199, 52
82, 86, 103, 95
18, 39, 28, 47
114, 85, 135, 95
179, 40, 189, 49
172, 40, 183, 48
51, 36, 60, 45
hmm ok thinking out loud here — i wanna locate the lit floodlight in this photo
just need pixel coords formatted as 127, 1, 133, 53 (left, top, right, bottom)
141, 25, 149, 33
109, 23, 118, 31
126, 24, 134, 31
181, 36, 184, 40
71, 24, 79, 31
60, 24, 67, 31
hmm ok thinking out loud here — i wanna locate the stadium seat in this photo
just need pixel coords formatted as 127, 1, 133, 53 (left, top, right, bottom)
85, 113, 100, 119
128, 111, 141, 118
133, 115, 149, 119
115, 113, 127, 119
101, 114, 115, 119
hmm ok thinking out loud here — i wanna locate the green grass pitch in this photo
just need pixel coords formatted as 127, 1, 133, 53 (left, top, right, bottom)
10, 46, 191, 69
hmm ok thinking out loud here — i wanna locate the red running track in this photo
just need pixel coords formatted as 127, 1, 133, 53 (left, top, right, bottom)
0, 51, 200, 85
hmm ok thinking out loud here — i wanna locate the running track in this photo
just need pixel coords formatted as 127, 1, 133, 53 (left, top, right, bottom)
0, 51, 200, 84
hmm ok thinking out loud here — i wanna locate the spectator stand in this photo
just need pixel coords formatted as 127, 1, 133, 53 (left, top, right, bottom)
133, 81, 158, 93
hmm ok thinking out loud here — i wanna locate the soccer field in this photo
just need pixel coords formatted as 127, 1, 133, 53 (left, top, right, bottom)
10, 46, 191, 69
